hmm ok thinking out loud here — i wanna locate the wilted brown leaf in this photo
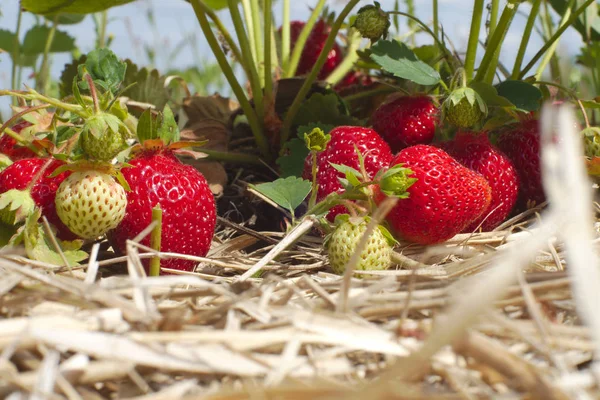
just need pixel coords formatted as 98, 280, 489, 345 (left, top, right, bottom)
180, 94, 239, 195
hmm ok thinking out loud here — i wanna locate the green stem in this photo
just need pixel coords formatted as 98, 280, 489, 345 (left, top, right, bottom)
464, 0, 485, 81
240, 0, 257, 64
519, 0, 595, 79
0, 89, 87, 117
190, 0, 271, 160
308, 152, 318, 209
473, 2, 519, 83
535, 0, 573, 81
325, 30, 361, 86
387, 11, 454, 63
342, 86, 397, 102
281, 0, 291, 71
510, 0, 541, 79
201, 149, 263, 165
433, 0, 439, 40
11, 6, 23, 95
489, 0, 499, 36
97, 10, 108, 48
249, 0, 264, 87
37, 16, 59, 93
280, 0, 361, 146
196, 1, 245, 73
228, 0, 264, 119
149, 205, 162, 277
285, 0, 327, 78
264, 0, 273, 103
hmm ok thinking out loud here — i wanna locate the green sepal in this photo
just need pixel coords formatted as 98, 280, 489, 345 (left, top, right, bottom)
0, 189, 36, 225
0, 154, 13, 172
379, 164, 416, 198
304, 127, 331, 152
329, 162, 362, 188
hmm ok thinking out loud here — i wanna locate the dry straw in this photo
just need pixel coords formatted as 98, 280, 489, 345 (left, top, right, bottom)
0, 104, 599, 398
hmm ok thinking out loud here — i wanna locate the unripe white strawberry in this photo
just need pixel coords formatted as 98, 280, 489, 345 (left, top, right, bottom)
55, 170, 127, 239
326, 216, 393, 275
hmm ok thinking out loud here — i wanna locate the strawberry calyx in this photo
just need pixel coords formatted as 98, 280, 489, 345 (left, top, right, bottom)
0, 189, 37, 225
377, 164, 417, 198
50, 160, 131, 191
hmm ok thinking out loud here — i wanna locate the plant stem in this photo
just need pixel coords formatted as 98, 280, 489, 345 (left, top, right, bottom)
37, 15, 59, 94
285, 0, 327, 78
519, 0, 595, 79
0, 89, 87, 116
280, 0, 361, 146
535, 0, 573, 81
190, 0, 270, 160
149, 205, 162, 277
249, 0, 264, 87
488, 0, 499, 35
432, 0, 439, 40
197, 2, 244, 66
473, 2, 519, 83
464, 0, 485, 81
264, 0, 273, 104
228, 0, 264, 119
281, 0, 291, 71
201, 149, 263, 165
325, 30, 361, 86
240, 0, 257, 64
11, 6, 23, 96
342, 86, 397, 102
309, 152, 318, 209
510, 0, 541, 79
97, 10, 108, 48
387, 11, 454, 63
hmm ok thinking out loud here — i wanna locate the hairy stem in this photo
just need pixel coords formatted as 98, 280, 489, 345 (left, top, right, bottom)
510, 0, 541, 79
432, 0, 439, 40
97, 10, 108, 48
309, 152, 318, 209
281, 0, 291, 71
228, 0, 264, 118
201, 149, 263, 165
149, 206, 162, 277
37, 16, 59, 94
519, 0, 595, 79
249, 0, 264, 87
190, 0, 270, 160
11, 6, 23, 96
473, 2, 519, 83
280, 0, 361, 146
285, 0, 327, 78
535, 0, 573, 81
464, 0, 485, 81
240, 0, 257, 64
264, 0, 273, 103
325, 30, 361, 86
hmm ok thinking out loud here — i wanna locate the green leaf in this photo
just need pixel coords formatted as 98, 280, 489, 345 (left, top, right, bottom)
44, 13, 87, 24
0, 29, 17, 54
277, 139, 309, 178
249, 177, 312, 214
122, 60, 169, 115
0, 154, 13, 172
11, 209, 88, 266
59, 54, 86, 98
293, 93, 358, 127
22, 0, 136, 14
0, 223, 17, 247
329, 163, 362, 187
370, 39, 441, 86
157, 104, 179, 143
21, 25, 76, 55
79, 48, 127, 95
0, 189, 36, 225
469, 81, 514, 108
136, 108, 158, 142
203, 0, 230, 10
495, 80, 542, 112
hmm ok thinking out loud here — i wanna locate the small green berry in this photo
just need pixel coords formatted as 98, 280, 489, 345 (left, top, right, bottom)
443, 87, 487, 129
353, 2, 390, 42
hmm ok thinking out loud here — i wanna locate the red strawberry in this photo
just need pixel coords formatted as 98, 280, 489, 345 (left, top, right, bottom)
372, 95, 439, 152
0, 158, 76, 240
495, 119, 545, 208
288, 20, 343, 80
302, 126, 393, 221
381, 145, 492, 244
0, 121, 37, 161
108, 152, 217, 272
441, 132, 519, 232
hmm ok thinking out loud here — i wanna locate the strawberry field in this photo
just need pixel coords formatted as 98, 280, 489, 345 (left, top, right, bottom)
1, 0, 600, 398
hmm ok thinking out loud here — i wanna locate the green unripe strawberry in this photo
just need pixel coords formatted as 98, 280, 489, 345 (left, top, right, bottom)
353, 2, 390, 42
582, 127, 600, 157
80, 113, 128, 161
326, 215, 393, 275
55, 169, 127, 239
443, 87, 487, 129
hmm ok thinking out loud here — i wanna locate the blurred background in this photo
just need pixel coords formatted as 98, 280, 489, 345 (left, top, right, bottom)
0, 0, 585, 119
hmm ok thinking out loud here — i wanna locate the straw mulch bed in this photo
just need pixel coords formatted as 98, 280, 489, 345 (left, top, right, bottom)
0, 107, 599, 399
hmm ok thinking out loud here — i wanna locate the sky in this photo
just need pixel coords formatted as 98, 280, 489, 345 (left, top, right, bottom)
0, 0, 583, 118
